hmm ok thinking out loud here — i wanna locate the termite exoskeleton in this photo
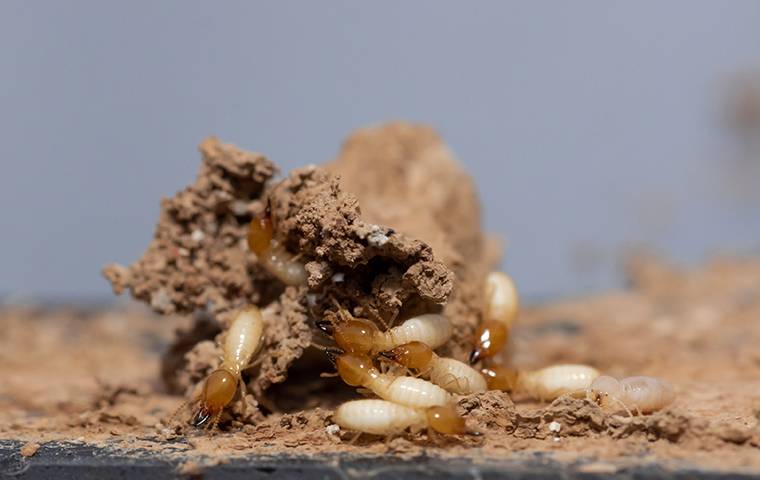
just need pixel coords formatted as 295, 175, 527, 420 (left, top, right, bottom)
382, 341, 487, 395
332, 399, 470, 436
317, 305, 453, 356
247, 209, 308, 286
333, 352, 451, 408
174, 307, 265, 430
470, 271, 519, 364
481, 364, 600, 401
581, 375, 675, 415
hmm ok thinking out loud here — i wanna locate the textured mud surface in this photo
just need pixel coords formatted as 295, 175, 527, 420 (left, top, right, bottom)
3, 125, 759, 474
3, 258, 760, 474
103, 124, 493, 404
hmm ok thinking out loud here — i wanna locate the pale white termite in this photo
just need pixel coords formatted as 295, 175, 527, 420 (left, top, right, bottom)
470, 271, 520, 363
585, 375, 675, 414
482, 364, 600, 401
332, 399, 468, 435
333, 352, 451, 408
248, 212, 308, 286
317, 308, 453, 356
187, 307, 265, 428
382, 341, 487, 395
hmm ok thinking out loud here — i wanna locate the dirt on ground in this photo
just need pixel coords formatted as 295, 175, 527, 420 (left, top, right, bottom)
2, 124, 759, 473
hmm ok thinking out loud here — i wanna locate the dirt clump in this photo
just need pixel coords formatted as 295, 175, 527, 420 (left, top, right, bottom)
104, 123, 493, 407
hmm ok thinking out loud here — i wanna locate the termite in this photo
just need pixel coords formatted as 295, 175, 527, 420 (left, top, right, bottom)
174, 307, 265, 430
581, 375, 675, 415
317, 304, 453, 356
470, 271, 519, 364
247, 209, 308, 286
332, 351, 452, 409
332, 399, 470, 436
481, 364, 600, 401
381, 341, 487, 395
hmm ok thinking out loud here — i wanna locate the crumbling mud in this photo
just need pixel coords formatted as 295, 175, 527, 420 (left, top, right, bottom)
103, 123, 495, 408
6, 123, 742, 472
3, 253, 760, 471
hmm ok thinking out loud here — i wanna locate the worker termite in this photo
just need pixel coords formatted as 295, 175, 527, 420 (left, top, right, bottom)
481, 364, 600, 401
332, 399, 471, 436
247, 209, 308, 286
470, 271, 519, 364
317, 304, 453, 356
381, 341, 487, 395
332, 351, 451, 408
580, 375, 675, 415
172, 307, 265, 430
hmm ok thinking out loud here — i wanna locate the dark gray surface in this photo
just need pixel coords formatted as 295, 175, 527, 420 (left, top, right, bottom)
0, 440, 756, 479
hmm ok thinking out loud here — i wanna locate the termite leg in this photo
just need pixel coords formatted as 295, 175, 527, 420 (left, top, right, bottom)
165, 399, 194, 429
377, 355, 415, 377
237, 375, 252, 417
427, 428, 446, 447
240, 357, 263, 372
608, 395, 633, 417
438, 372, 470, 393
208, 410, 223, 432
362, 303, 392, 330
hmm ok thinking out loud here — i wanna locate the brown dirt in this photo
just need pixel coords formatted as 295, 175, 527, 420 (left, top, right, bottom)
3, 255, 760, 471
103, 124, 489, 401
3, 124, 759, 472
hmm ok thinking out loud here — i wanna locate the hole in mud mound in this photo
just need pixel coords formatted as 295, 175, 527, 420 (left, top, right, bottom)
260, 348, 357, 413
161, 313, 221, 395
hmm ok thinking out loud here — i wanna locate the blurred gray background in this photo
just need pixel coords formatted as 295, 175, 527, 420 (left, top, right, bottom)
2, 1, 760, 302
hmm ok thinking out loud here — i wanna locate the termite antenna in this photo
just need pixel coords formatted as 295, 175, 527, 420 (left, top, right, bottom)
164, 399, 194, 429
361, 302, 390, 331
329, 295, 350, 322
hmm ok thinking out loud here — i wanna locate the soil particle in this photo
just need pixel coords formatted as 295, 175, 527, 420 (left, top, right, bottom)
3, 253, 760, 470
19, 442, 40, 457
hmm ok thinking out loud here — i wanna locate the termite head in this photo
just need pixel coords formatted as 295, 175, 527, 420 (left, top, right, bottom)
380, 341, 433, 370
333, 317, 379, 355
315, 319, 334, 335
469, 320, 508, 364
587, 375, 623, 409
323, 347, 344, 366
191, 369, 238, 427
425, 405, 467, 435
247, 213, 274, 256
335, 352, 375, 387
480, 365, 519, 392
